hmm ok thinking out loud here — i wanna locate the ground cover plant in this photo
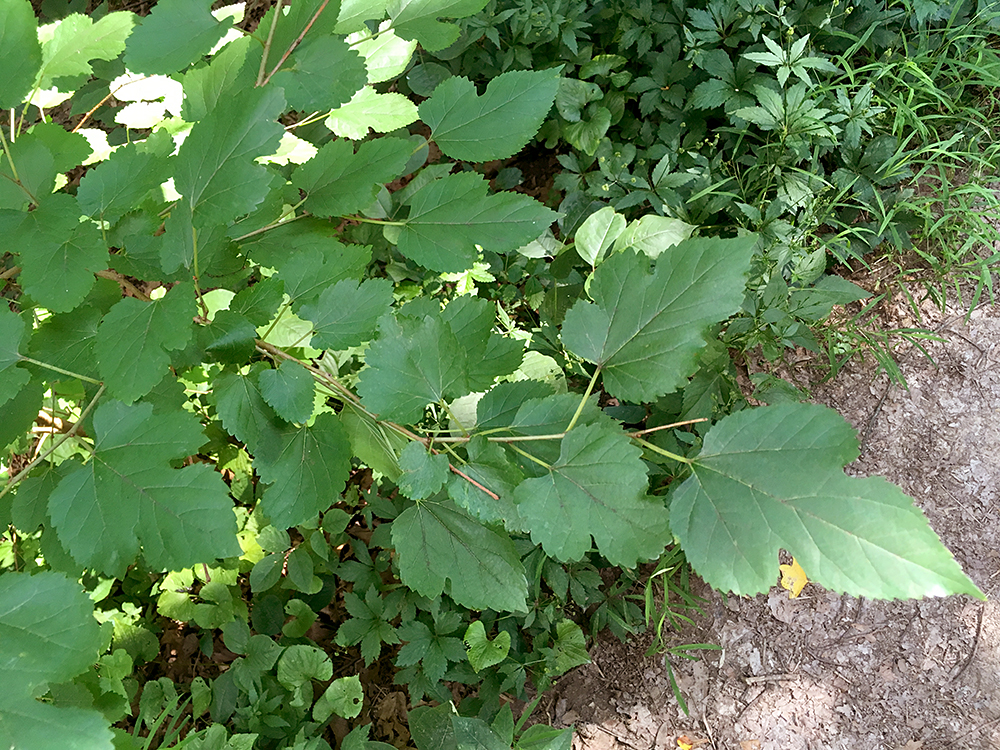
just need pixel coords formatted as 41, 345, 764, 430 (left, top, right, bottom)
0, 0, 993, 748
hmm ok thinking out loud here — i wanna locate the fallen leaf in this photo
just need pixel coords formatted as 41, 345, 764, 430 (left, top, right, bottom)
676, 736, 710, 749
779, 556, 808, 598
740, 741, 761, 750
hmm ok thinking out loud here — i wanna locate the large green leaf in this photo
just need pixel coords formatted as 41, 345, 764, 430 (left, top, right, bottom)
299, 278, 394, 350
271, 35, 367, 111
0, 0, 41, 108
181, 35, 255, 122
357, 313, 465, 423
257, 360, 316, 424
0, 307, 31, 405
324, 87, 419, 139
254, 413, 353, 528
124, 0, 231, 75
293, 137, 411, 218
47, 400, 241, 577
14, 193, 108, 313
561, 238, 755, 403
392, 500, 528, 612
274, 242, 372, 310
398, 172, 558, 272
388, 0, 490, 51
0, 572, 111, 750
36, 12, 134, 89
77, 139, 173, 224
670, 403, 984, 599
514, 423, 669, 566
419, 68, 560, 162
173, 87, 285, 227
214, 364, 288, 455
95, 283, 196, 403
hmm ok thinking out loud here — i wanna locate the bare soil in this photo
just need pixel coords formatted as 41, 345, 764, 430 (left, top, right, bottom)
552, 293, 1000, 750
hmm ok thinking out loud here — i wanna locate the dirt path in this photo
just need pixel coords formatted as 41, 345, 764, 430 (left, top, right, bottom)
552, 298, 1000, 749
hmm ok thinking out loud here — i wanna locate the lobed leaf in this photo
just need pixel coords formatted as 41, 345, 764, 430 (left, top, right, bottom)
670, 403, 984, 599
0, 0, 41, 108
561, 238, 755, 403
124, 0, 230, 75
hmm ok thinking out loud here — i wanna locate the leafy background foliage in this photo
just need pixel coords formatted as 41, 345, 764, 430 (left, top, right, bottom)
0, 0, 993, 747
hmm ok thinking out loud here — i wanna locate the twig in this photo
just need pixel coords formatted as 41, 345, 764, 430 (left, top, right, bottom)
744, 672, 798, 684
261, 0, 332, 85
0, 384, 106, 502
448, 465, 500, 500
96, 269, 151, 301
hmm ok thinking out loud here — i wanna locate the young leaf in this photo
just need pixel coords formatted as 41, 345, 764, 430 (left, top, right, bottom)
257, 359, 316, 424
392, 500, 528, 612
419, 68, 561, 162
398, 172, 558, 272
95, 283, 196, 403
561, 238, 755, 403
324, 87, 419, 139
35, 12, 134, 89
513, 423, 669, 566
574, 205, 625, 266
271, 36, 367, 111
388, 0, 490, 51
398, 442, 450, 500
254, 413, 352, 528
670, 403, 985, 599
463, 620, 510, 672
299, 278, 393, 350
173, 87, 285, 227
293, 137, 411, 218
47, 400, 241, 577
0, 0, 41, 108
314, 675, 364, 722
353, 26, 417, 83
614, 214, 696, 259
124, 0, 231, 75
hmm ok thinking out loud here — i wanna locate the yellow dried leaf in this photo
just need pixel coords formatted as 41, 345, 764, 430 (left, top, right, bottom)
779, 557, 808, 598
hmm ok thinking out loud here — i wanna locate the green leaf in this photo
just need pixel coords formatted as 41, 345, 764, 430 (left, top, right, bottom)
272, 36, 367, 111
463, 620, 510, 672
398, 442, 450, 500
276, 645, 332, 690
293, 137, 411, 218
573, 205, 624, 266
0, 571, 102, 693
182, 35, 256, 122
354, 28, 416, 83
230, 277, 285, 326
339, 400, 408, 480
47, 400, 241, 576
0, 379, 42, 450
357, 313, 464, 423
28, 305, 101, 382
514, 423, 668, 566
77, 140, 173, 224
95, 283, 196, 403
517, 724, 573, 750
0, 0, 41, 108
392, 500, 528, 612
174, 87, 285, 226
257, 360, 316, 424
447, 437, 524, 531
342, 724, 397, 750
614, 214, 696, 259
0, 698, 113, 750
124, 0, 231, 75
398, 172, 558, 272
299, 278, 393, 350
670, 403, 984, 599
214, 364, 288, 456
36, 12, 134, 89
324, 88, 420, 139
313, 675, 364, 722
274, 241, 372, 309
254, 412, 352, 528
410, 704, 509, 750
0, 308, 31, 405
388, 0, 490, 51
200, 310, 257, 364
541, 619, 589, 675
561, 239, 755, 403
14, 194, 108, 313
419, 68, 561, 162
